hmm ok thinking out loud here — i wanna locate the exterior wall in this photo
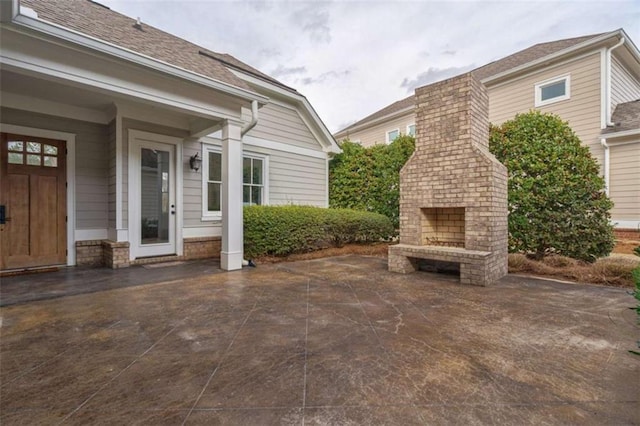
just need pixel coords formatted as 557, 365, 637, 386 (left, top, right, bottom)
0, 107, 109, 232
487, 51, 604, 164
242, 102, 321, 150
611, 55, 640, 110
107, 119, 116, 230
337, 111, 416, 147
609, 138, 640, 222
183, 135, 329, 235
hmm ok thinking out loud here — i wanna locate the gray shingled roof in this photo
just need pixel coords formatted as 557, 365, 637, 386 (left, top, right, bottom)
21, 0, 293, 93
336, 32, 605, 135
604, 99, 640, 133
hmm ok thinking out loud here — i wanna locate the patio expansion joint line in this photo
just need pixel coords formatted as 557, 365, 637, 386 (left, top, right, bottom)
181, 300, 261, 426
58, 322, 183, 424
2, 318, 123, 389
302, 277, 311, 425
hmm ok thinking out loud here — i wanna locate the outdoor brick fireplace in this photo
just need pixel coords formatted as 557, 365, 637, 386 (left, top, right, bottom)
388, 73, 508, 286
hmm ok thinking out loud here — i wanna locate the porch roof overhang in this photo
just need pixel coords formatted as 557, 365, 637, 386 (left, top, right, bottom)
0, 4, 269, 130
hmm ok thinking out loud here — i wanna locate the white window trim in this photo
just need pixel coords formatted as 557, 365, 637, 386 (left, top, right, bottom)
386, 128, 400, 144
201, 142, 269, 221
407, 124, 416, 136
242, 152, 269, 207
535, 74, 571, 107
201, 144, 223, 221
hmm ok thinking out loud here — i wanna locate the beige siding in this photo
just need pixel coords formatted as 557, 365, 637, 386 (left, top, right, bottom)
338, 112, 416, 147
609, 139, 640, 222
611, 55, 640, 110
488, 51, 604, 164
1, 107, 109, 231
244, 103, 322, 150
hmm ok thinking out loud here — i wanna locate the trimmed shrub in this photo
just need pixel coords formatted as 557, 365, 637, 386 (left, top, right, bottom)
329, 136, 415, 228
243, 205, 394, 258
489, 111, 615, 262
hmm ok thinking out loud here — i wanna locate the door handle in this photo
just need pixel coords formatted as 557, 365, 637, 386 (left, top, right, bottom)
170, 204, 175, 215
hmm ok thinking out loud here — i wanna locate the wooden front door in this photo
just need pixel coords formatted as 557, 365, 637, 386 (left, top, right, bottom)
0, 133, 67, 270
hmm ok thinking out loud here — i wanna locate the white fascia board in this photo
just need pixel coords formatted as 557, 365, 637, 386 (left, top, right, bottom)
482, 30, 630, 85
229, 69, 341, 154
6, 14, 268, 104
334, 106, 415, 138
602, 129, 640, 139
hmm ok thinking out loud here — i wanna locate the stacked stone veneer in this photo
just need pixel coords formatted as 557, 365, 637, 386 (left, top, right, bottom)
388, 73, 508, 286
75, 236, 221, 269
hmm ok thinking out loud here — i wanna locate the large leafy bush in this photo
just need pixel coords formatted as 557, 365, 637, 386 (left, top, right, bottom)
489, 111, 614, 261
243, 205, 393, 258
329, 135, 415, 228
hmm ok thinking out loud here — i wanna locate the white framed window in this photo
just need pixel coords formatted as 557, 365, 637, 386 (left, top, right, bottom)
386, 129, 400, 144
243, 154, 266, 206
535, 74, 570, 107
201, 144, 268, 220
407, 124, 416, 137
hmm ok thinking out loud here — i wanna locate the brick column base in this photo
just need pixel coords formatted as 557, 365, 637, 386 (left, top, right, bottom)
102, 241, 130, 269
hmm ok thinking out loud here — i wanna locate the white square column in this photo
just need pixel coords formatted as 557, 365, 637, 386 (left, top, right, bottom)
221, 119, 244, 271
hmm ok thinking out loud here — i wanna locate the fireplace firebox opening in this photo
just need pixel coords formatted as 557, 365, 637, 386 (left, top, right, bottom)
421, 207, 465, 248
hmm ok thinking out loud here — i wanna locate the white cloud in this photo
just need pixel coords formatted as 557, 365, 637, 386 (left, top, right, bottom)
100, 0, 640, 133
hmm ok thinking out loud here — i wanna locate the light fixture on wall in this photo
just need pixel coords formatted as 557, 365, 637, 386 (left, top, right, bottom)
189, 152, 202, 172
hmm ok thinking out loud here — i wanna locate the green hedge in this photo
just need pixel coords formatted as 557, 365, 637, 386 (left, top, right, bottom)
243, 205, 394, 258
329, 136, 415, 228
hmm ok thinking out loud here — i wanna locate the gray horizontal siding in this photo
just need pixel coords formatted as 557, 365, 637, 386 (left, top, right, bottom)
1, 107, 109, 231
243, 102, 322, 150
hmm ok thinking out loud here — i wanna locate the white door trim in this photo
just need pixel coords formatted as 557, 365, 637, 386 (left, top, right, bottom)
0, 123, 76, 266
128, 129, 183, 260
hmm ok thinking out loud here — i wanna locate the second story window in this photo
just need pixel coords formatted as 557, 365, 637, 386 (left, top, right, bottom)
407, 124, 416, 137
386, 129, 400, 144
535, 75, 570, 107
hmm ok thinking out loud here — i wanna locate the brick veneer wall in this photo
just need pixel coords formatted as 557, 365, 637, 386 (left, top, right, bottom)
389, 73, 508, 286
76, 236, 221, 269
102, 240, 130, 269
76, 240, 105, 266
183, 237, 221, 260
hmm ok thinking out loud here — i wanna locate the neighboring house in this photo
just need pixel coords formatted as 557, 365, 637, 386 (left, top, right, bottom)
0, 0, 340, 273
334, 30, 640, 230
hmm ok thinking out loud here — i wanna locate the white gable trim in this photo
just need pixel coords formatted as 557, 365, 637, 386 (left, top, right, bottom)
228, 69, 341, 154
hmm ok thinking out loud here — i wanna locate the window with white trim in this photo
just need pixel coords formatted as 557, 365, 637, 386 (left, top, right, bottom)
243, 155, 264, 206
202, 145, 268, 220
407, 124, 416, 137
535, 75, 570, 107
386, 129, 400, 144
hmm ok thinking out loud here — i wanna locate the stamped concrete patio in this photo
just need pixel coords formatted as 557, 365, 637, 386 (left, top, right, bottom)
1, 255, 638, 425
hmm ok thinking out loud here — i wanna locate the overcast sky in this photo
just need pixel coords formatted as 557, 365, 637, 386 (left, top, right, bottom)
99, 0, 640, 133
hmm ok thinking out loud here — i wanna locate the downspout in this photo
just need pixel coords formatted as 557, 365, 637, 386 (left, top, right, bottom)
241, 100, 259, 137
600, 138, 610, 195
605, 37, 625, 126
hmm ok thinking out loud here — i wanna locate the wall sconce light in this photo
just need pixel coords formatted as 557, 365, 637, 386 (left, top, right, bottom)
189, 152, 202, 172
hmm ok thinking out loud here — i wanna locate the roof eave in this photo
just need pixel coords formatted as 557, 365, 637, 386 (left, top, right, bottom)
481, 29, 636, 85
334, 105, 415, 138
7, 10, 269, 104
230, 69, 341, 154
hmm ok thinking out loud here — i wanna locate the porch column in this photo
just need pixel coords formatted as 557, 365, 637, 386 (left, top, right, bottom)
221, 119, 244, 270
